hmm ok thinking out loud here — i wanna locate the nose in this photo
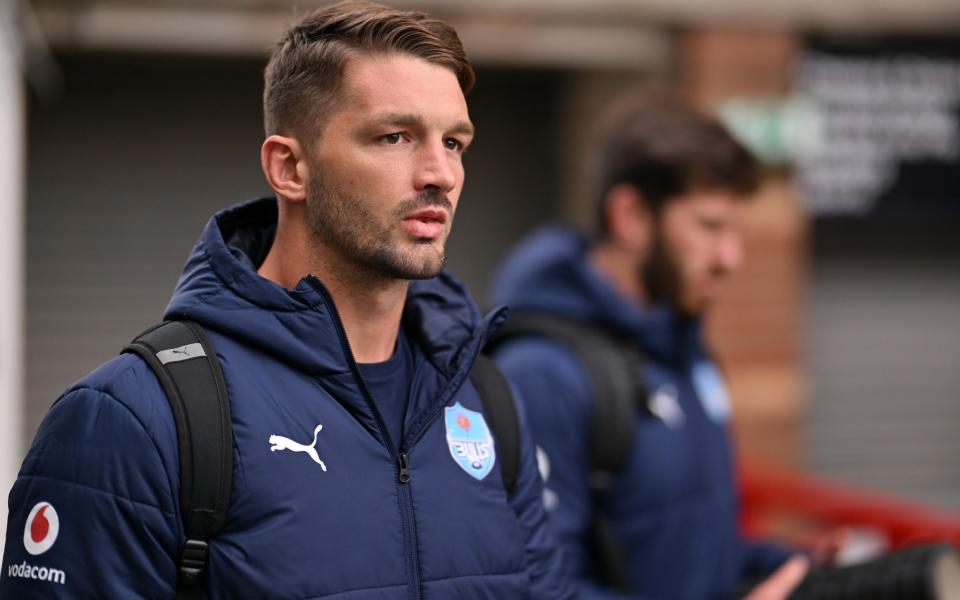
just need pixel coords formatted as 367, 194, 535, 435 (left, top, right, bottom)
717, 231, 744, 273
413, 140, 457, 193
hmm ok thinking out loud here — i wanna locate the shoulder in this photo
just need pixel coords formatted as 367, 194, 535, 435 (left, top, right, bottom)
491, 336, 592, 423
493, 335, 590, 386
23, 353, 179, 512
4, 357, 183, 598
60, 353, 174, 444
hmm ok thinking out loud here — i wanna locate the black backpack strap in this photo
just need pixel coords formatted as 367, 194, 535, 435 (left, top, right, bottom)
122, 320, 232, 600
470, 354, 522, 498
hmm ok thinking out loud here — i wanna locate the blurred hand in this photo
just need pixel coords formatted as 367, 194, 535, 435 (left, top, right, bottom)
743, 555, 809, 600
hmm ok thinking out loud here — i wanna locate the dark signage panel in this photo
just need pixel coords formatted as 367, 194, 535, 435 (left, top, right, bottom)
796, 37, 960, 226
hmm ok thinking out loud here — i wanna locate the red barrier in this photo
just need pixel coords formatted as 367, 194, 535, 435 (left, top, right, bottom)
739, 461, 960, 549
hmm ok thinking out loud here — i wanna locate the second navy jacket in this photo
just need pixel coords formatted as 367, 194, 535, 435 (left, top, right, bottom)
490, 226, 789, 600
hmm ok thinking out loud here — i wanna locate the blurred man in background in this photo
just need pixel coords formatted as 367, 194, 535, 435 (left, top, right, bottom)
0, 2, 573, 598
490, 94, 807, 599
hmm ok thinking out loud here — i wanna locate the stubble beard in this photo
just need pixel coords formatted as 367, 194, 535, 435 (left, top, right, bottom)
304, 171, 452, 282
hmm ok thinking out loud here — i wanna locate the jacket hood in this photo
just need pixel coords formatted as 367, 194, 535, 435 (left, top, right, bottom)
490, 225, 702, 363
165, 197, 501, 377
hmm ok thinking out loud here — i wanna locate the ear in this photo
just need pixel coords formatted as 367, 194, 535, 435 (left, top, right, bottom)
604, 184, 652, 253
261, 135, 309, 202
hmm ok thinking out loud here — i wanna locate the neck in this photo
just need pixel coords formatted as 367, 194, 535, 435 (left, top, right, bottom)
322, 273, 408, 364
258, 200, 407, 364
587, 240, 649, 307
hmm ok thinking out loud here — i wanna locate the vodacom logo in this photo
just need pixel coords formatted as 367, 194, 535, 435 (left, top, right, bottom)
23, 502, 60, 556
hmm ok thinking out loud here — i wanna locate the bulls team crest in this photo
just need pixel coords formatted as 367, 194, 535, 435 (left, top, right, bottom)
445, 402, 496, 480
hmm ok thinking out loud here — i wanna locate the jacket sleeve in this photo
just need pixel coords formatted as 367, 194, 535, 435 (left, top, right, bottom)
505, 381, 577, 600
1, 360, 181, 599
496, 338, 647, 600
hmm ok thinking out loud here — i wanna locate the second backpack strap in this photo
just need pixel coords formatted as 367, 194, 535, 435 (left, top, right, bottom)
470, 354, 522, 498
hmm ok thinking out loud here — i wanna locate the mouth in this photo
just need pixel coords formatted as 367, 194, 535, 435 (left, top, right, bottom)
401, 207, 448, 240
404, 207, 448, 225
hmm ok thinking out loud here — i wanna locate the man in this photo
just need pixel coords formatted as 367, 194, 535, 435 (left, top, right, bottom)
490, 95, 808, 599
1, 2, 573, 598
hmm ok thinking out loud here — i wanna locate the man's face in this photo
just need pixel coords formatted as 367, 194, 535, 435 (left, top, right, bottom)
644, 190, 745, 315
304, 53, 474, 280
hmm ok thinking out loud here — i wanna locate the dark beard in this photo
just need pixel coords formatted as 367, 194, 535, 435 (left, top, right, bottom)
641, 229, 684, 312
304, 169, 452, 281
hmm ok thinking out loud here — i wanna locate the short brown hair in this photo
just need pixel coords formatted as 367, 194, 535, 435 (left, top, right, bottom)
263, 0, 475, 138
594, 93, 760, 234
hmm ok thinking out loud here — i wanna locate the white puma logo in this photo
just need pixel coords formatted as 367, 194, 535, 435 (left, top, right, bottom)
268, 424, 327, 471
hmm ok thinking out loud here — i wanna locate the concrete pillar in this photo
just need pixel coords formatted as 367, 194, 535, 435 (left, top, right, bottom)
0, 0, 26, 540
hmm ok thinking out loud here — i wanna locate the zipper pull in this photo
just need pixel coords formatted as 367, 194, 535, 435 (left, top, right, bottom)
397, 453, 411, 484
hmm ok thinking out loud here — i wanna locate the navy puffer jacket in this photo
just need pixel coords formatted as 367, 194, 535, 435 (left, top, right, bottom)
1, 198, 574, 599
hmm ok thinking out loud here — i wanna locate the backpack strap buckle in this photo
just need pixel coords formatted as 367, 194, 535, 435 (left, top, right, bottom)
179, 538, 209, 585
